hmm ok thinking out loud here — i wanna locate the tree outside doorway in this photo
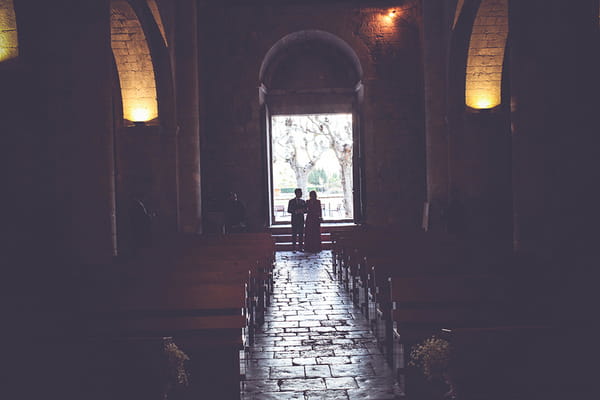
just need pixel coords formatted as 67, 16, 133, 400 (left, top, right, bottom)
271, 113, 353, 223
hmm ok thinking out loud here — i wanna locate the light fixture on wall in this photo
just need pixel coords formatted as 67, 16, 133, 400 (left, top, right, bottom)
383, 9, 398, 23
379, 8, 400, 27
466, 90, 500, 110
129, 106, 152, 125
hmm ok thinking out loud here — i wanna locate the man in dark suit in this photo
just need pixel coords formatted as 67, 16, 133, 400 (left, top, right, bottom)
287, 188, 307, 252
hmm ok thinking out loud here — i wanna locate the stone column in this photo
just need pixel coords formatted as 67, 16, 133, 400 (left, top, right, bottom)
70, 1, 116, 263
509, 0, 599, 262
174, 0, 202, 233
421, 0, 449, 229
509, 0, 600, 324
16, 0, 115, 265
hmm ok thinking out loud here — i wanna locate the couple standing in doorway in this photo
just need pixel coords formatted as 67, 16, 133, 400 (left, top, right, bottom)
287, 188, 322, 253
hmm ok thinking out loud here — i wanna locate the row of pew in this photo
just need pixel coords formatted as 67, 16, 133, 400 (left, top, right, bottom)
75, 232, 276, 400
331, 226, 593, 399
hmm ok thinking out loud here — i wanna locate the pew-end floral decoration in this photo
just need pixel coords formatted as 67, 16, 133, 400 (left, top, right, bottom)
409, 336, 451, 380
161, 337, 190, 399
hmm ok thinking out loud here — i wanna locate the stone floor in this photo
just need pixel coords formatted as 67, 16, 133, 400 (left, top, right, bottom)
241, 251, 403, 400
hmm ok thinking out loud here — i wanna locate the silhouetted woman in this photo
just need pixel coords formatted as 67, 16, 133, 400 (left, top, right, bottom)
304, 190, 322, 252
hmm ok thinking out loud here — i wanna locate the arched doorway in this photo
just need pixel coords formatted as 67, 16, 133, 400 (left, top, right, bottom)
259, 30, 364, 226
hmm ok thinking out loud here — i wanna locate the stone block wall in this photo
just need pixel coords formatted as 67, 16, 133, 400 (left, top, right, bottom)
0, 0, 18, 62
198, 2, 426, 229
111, 0, 158, 123
465, 0, 508, 109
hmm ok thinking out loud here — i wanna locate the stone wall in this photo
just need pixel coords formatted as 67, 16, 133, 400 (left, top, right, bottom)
198, 2, 426, 230
465, 0, 508, 109
111, 0, 159, 123
0, 0, 18, 62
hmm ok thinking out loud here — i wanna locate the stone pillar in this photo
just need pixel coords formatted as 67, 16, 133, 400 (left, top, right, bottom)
509, 0, 599, 261
174, 0, 202, 233
16, 0, 115, 265
421, 0, 449, 229
509, 0, 599, 323
69, 1, 116, 263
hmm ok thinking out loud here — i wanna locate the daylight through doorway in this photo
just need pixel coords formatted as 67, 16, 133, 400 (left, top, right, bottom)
271, 113, 354, 223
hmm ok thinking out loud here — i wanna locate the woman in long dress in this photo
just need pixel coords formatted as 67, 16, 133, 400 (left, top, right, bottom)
304, 190, 322, 252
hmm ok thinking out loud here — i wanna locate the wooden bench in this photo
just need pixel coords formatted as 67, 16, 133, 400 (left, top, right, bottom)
77, 232, 275, 400
81, 276, 249, 398
440, 325, 596, 399
382, 273, 529, 392
124, 232, 275, 329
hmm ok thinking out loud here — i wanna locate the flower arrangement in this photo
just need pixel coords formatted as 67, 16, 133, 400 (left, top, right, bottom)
409, 336, 452, 380
161, 337, 190, 399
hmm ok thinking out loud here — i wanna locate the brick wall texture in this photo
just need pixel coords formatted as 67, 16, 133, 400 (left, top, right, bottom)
111, 0, 158, 122
199, 3, 426, 228
465, 0, 508, 109
0, 0, 18, 62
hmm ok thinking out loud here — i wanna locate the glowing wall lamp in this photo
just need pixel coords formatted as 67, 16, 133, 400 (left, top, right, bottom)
381, 9, 399, 25
0, 0, 18, 63
466, 84, 501, 110
118, 78, 158, 125
131, 107, 151, 123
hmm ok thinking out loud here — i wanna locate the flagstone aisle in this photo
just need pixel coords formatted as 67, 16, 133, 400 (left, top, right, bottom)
241, 251, 403, 400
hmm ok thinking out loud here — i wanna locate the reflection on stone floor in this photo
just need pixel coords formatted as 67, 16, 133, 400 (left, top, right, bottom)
241, 251, 403, 400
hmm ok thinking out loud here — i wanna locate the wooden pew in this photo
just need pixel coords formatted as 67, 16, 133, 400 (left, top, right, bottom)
78, 232, 275, 400
383, 273, 524, 390
123, 232, 276, 330
440, 325, 596, 400
332, 227, 504, 346
82, 279, 248, 399
358, 241, 476, 352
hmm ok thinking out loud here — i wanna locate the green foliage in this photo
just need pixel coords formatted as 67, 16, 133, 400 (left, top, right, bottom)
308, 168, 327, 185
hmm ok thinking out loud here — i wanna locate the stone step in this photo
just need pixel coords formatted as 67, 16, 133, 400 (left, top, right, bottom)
272, 233, 331, 243
270, 223, 358, 252
275, 241, 334, 251
270, 222, 357, 234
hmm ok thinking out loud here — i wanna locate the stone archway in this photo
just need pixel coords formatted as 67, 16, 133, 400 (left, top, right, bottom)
259, 30, 364, 226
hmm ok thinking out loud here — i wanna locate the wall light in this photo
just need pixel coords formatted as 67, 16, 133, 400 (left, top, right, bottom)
130, 106, 152, 123
466, 91, 499, 110
382, 9, 398, 24
377, 8, 401, 29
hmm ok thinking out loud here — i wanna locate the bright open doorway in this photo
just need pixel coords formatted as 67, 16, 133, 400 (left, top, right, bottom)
271, 113, 354, 223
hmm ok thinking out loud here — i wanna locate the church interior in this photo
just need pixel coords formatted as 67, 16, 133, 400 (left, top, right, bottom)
2, 0, 599, 399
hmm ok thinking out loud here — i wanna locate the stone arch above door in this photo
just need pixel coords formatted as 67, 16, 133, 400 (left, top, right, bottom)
260, 29, 363, 92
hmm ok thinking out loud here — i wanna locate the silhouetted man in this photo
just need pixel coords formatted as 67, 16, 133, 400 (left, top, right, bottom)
287, 188, 307, 252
